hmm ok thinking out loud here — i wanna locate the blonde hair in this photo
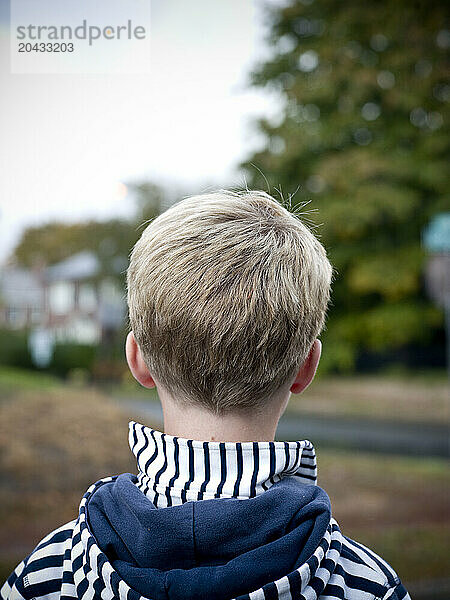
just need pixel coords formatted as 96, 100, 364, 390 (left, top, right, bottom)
127, 190, 332, 413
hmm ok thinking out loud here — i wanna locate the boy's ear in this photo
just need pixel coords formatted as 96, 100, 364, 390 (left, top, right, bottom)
289, 339, 322, 395
125, 331, 156, 389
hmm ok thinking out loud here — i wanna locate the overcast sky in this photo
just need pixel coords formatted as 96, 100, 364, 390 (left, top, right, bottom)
0, 0, 284, 262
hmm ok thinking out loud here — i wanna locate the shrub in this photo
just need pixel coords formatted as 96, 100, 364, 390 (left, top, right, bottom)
0, 328, 34, 370
48, 343, 97, 378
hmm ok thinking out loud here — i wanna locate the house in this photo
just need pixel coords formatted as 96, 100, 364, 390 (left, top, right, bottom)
0, 267, 45, 329
0, 251, 126, 346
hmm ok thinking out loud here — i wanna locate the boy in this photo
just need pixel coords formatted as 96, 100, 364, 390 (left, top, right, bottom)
2, 190, 410, 600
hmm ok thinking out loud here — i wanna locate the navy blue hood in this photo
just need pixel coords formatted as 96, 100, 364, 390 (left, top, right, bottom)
86, 473, 333, 600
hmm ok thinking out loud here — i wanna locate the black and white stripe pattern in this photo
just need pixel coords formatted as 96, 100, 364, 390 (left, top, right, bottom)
128, 421, 317, 507
1, 421, 411, 600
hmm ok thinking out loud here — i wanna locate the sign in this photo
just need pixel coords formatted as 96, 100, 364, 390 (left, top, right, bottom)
422, 213, 450, 253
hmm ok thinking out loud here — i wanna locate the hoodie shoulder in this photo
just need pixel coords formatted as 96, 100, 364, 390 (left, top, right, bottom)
1, 519, 76, 600
338, 535, 411, 600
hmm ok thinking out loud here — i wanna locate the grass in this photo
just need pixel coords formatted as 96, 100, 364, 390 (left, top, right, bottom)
317, 447, 449, 528
316, 448, 450, 586
0, 366, 62, 396
0, 387, 142, 583
289, 374, 449, 423
349, 525, 450, 584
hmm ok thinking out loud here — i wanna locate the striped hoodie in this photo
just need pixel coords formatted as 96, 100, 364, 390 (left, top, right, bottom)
1, 421, 410, 600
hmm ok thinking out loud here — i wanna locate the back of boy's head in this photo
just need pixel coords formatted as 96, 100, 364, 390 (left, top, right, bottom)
127, 190, 332, 414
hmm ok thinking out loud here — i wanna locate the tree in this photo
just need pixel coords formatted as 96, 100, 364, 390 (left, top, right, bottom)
129, 181, 166, 225
13, 220, 137, 282
12, 182, 168, 279
242, 0, 449, 371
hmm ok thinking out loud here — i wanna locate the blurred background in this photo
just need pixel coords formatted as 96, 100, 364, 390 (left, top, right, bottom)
0, 0, 449, 596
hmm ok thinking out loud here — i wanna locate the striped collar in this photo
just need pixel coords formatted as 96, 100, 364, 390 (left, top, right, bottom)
128, 421, 317, 508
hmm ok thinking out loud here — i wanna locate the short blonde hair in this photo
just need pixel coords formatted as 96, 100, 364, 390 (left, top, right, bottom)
127, 190, 332, 413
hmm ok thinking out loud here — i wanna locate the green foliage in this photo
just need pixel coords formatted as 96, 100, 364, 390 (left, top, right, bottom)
242, 0, 449, 371
0, 328, 34, 370
13, 220, 137, 282
48, 343, 97, 378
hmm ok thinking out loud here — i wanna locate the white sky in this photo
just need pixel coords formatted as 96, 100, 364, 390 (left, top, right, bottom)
0, 0, 285, 262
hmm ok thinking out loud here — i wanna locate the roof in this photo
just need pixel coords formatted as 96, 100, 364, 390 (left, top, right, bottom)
45, 251, 100, 282
0, 267, 44, 308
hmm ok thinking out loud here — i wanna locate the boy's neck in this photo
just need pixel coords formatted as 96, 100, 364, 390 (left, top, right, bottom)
159, 391, 288, 443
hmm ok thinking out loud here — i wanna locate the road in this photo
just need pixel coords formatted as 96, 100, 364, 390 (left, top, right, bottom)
116, 397, 450, 458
